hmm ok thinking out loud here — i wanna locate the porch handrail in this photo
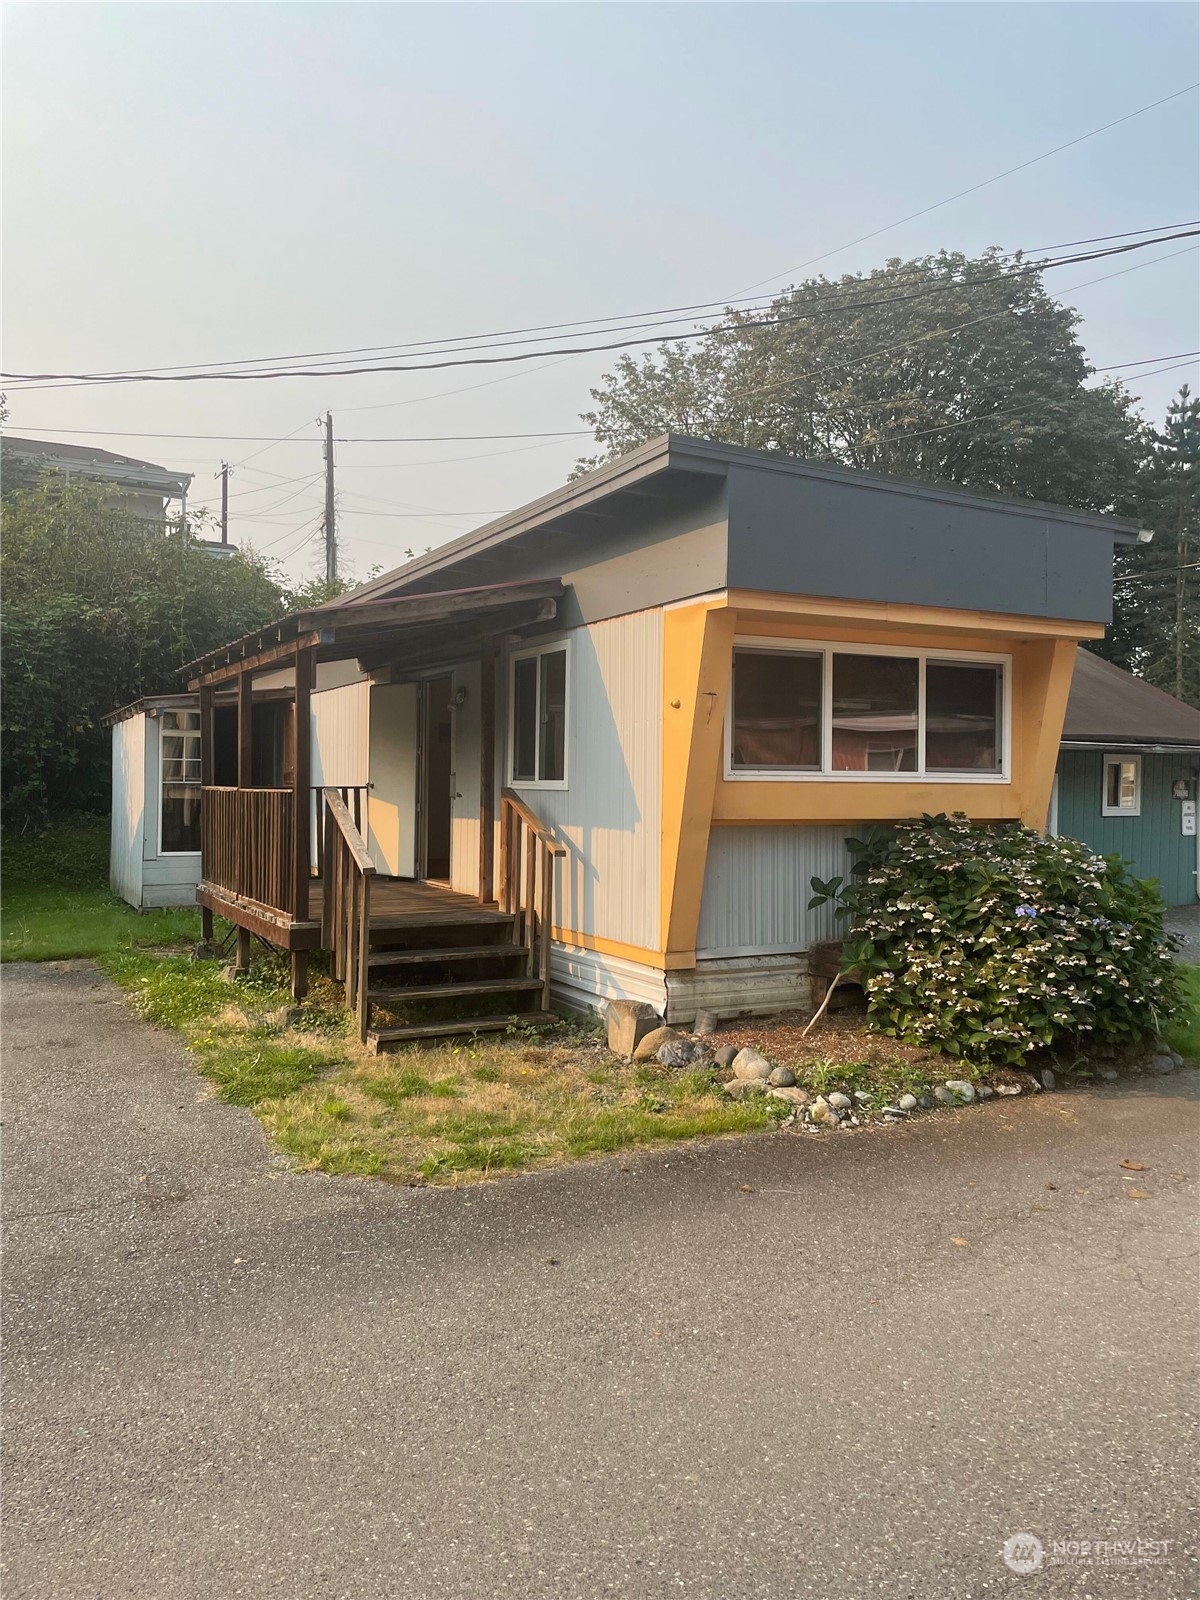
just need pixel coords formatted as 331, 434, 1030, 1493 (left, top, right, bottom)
320, 787, 376, 1041
499, 787, 566, 1010
201, 785, 293, 915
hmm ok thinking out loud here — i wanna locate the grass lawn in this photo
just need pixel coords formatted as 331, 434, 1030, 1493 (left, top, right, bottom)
1, 819, 200, 962
7, 819, 1198, 1189
102, 950, 788, 1184
1166, 964, 1200, 1061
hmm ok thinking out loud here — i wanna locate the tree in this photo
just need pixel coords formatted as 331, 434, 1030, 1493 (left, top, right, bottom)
1098, 386, 1200, 706
0, 477, 309, 825
578, 249, 1147, 514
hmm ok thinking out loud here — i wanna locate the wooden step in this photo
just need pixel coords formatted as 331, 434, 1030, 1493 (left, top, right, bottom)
367, 975, 543, 1004
366, 943, 525, 968
367, 909, 516, 932
367, 1012, 558, 1051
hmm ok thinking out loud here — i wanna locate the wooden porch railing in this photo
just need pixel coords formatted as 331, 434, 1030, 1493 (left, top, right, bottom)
499, 788, 566, 1010
320, 787, 376, 1042
311, 784, 370, 874
201, 786, 294, 915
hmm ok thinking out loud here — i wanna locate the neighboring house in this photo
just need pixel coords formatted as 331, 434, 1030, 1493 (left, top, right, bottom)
161, 434, 1140, 1045
1052, 650, 1200, 906
2, 436, 192, 523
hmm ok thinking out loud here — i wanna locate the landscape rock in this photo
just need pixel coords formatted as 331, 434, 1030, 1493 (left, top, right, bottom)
732, 1047, 774, 1082
976, 1084, 995, 1100
768, 1085, 810, 1106
768, 1065, 796, 1088
808, 1096, 836, 1125
606, 1000, 662, 1059
1148, 1053, 1176, 1076
917, 1092, 937, 1110
853, 1091, 873, 1104
723, 1078, 768, 1100
657, 1037, 696, 1068
994, 1083, 1021, 1096
882, 1106, 906, 1119
933, 1085, 955, 1105
632, 1025, 685, 1063
692, 1009, 719, 1038
1096, 1065, 1121, 1083
1038, 1067, 1057, 1091
827, 1091, 853, 1110
943, 1080, 977, 1103
898, 1093, 919, 1112
713, 1043, 740, 1069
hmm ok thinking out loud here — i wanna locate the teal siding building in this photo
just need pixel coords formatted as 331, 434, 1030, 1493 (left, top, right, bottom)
1052, 652, 1200, 907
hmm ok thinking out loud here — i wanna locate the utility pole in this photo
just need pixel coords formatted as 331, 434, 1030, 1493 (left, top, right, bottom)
219, 461, 229, 546
323, 411, 337, 586
1174, 498, 1187, 699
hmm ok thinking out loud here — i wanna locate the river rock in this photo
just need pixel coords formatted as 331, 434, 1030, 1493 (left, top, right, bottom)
976, 1084, 995, 1100
768, 1065, 796, 1088
607, 1000, 662, 1059
917, 1091, 936, 1110
732, 1047, 774, 1082
1038, 1067, 1057, 1091
713, 1042, 740, 1069
657, 1037, 696, 1068
1096, 1065, 1120, 1083
827, 1091, 853, 1110
723, 1078, 767, 1099
994, 1083, 1021, 1096
898, 1093, 919, 1112
1149, 1053, 1176, 1076
808, 1096, 836, 1125
943, 1080, 976, 1103
768, 1085, 810, 1106
632, 1026, 683, 1063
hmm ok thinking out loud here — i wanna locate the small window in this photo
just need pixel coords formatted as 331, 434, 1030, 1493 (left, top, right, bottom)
510, 644, 568, 786
1102, 754, 1141, 816
160, 710, 201, 852
926, 661, 1003, 773
732, 649, 822, 770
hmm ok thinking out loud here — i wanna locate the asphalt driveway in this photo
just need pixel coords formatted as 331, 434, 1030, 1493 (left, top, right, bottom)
3, 962, 1198, 1599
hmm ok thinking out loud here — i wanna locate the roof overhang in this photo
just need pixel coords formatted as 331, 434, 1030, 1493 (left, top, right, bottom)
184, 577, 565, 688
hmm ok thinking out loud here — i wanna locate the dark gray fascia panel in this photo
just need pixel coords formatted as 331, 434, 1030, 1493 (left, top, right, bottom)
723, 464, 1126, 623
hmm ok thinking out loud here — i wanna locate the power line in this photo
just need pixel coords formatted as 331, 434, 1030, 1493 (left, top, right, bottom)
6, 231, 1196, 388
731, 82, 1200, 296
1113, 561, 1200, 583
0, 425, 592, 442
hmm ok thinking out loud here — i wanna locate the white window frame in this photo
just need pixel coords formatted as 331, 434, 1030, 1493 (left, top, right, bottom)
1101, 753, 1142, 817
725, 636, 1012, 783
157, 711, 203, 856
507, 637, 570, 791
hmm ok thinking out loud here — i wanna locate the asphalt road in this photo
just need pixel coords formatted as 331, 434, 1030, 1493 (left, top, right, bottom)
3, 962, 1198, 1600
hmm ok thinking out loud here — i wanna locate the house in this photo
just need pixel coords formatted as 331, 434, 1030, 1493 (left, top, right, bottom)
2, 436, 192, 524
170, 434, 1141, 1047
1052, 650, 1200, 905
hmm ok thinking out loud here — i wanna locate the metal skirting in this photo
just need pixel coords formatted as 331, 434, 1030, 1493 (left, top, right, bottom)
665, 953, 811, 1026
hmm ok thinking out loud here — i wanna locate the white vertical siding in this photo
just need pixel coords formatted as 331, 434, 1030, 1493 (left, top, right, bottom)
311, 682, 370, 787
109, 716, 145, 906
311, 681, 371, 861
697, 825, 862, 955
507, 609, 662, 952
450, 661, 481, 895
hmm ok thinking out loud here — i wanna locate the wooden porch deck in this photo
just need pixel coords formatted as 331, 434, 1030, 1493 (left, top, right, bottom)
198, 875, 509, 949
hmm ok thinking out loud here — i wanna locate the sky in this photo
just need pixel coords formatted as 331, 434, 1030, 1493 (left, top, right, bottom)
4, 2, 1198, 585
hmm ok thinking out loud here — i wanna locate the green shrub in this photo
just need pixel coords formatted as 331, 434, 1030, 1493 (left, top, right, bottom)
814, 814, 1181, 1065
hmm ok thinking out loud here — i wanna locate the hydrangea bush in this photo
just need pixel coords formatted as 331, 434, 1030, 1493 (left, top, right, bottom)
810, 813, 1181, 1065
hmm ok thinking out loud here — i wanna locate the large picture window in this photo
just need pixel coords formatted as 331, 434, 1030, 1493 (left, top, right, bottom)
510, 643, 568, 787
160, 709, 202, 852
728, 642, 1007, 780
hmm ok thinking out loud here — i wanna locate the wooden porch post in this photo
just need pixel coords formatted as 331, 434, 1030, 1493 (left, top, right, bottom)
237, 667, 253, 787
478, 637, 497, 903
292, 646, 313, 921
198, 684, 215, 943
